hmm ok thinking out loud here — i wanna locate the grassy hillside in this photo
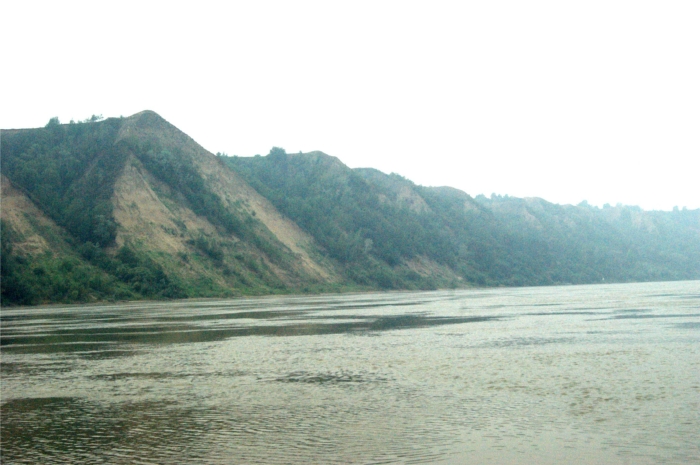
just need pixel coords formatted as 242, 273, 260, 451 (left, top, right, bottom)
471, 194, 700, 283
225, 148, 700, 287
1, 113, 342, 305
1, 176, 136, 304
2, 113, 698, 305
226, 149, 466, 289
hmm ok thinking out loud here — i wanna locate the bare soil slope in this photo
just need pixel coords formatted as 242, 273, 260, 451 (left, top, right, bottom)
113, 111, 341, 287
1, 176, 62, 256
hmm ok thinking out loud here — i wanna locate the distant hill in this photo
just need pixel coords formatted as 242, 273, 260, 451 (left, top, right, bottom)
2, 112, 699, 305
225, 148, 700, 287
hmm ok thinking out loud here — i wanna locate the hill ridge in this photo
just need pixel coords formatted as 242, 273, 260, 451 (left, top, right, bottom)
1, 112, 344, 304
2, 112, 699, 305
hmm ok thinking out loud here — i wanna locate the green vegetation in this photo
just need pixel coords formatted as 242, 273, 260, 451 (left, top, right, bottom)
1, 116, 300, 305
2, 112, 698, 306
225, 149, 461, 290
225, 149, 700, 288
1, 220, 134, 305
468, 195, 700, 284
2, 116, 125, 246
79, 242, 187, 299
121, 137, 296, 268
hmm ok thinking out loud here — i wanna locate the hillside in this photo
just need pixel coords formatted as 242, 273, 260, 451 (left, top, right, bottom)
1, 112, 342, 305
1, 175, 135, 303
2, 113, 699, 305
225, 148, 700, 287
471, 194, 700, 283
226, 149, 467, 289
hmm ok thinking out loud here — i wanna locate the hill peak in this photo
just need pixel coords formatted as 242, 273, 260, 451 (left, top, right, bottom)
124, 110, 170, 129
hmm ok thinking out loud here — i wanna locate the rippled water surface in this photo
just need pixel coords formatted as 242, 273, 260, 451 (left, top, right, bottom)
2, 281, 699, 464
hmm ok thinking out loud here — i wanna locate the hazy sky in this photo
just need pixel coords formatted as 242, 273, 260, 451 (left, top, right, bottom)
2, 1, 698, 210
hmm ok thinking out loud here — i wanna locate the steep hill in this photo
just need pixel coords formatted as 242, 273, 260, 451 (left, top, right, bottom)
1, 112, 342, 305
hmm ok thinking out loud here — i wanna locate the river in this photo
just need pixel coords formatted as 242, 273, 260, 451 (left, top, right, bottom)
2, 281, 699, 464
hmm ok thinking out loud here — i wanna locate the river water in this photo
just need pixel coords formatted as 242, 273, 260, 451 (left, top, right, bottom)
2, 281, 699, 464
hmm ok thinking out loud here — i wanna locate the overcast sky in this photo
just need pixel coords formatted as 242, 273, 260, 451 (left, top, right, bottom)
2, 1, 698, 210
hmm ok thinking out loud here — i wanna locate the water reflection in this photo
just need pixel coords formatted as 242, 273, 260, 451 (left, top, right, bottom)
2, 311, 499, 352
